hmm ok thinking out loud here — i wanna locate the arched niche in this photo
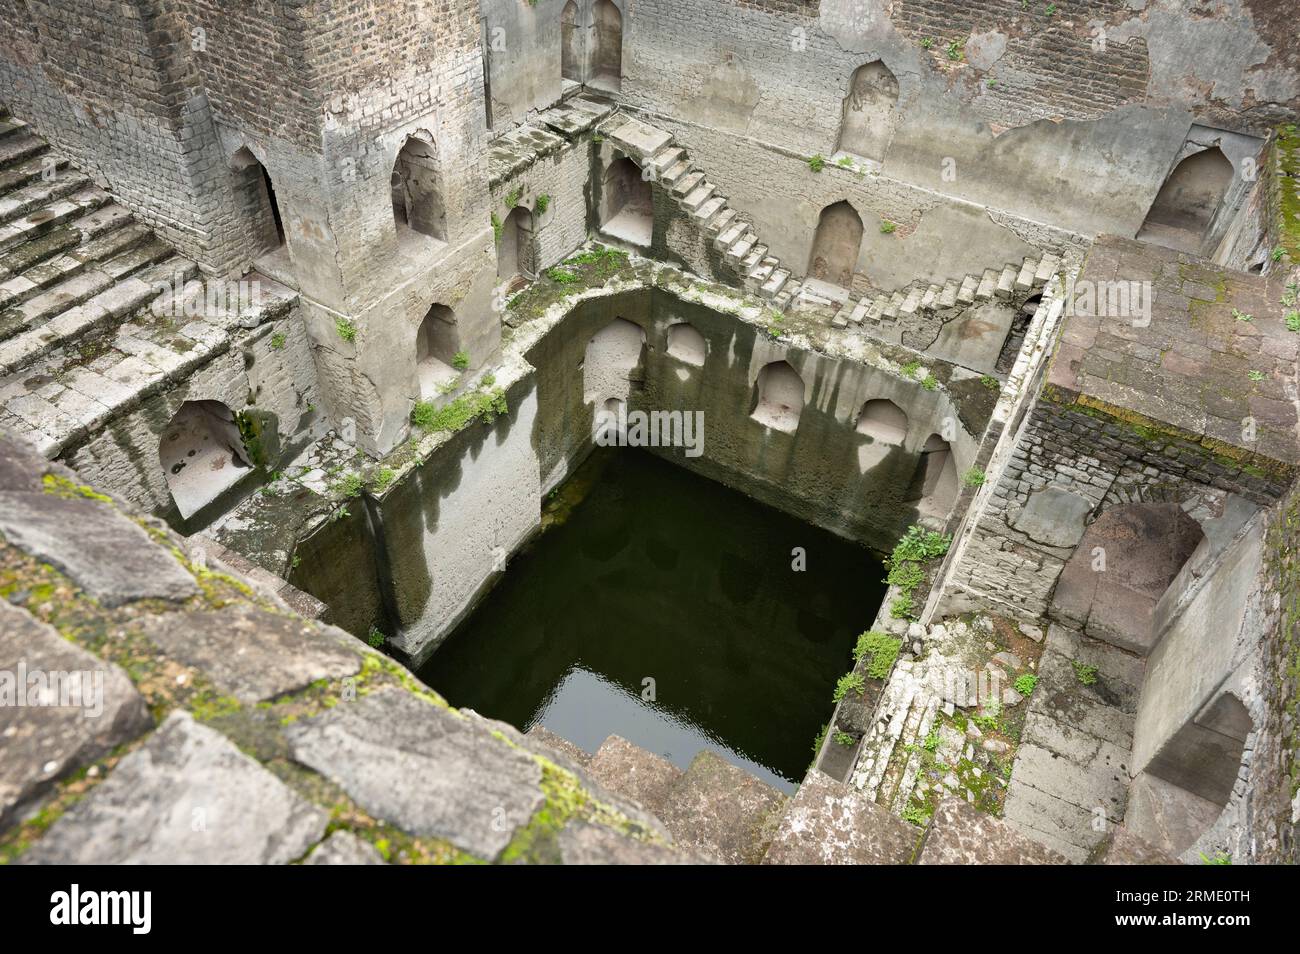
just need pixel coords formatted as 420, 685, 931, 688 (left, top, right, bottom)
599, 156, 652, 246
584, 317, 646, 404
160, 400, 254, 519
1137, 146, 1233, 253
230, 147, 284, 254
836, 61, 898, 163
855, 398, 908, 445
751, 360, 805, 434
392, 134, 447, 243
591, 0, 623, 92
416, 303, 462, 398
666, 322, 707, 367
808, 201, 863, 291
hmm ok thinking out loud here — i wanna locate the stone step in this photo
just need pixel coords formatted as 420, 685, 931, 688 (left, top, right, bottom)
848, 298, 869, 325
658, 750, 787, 865
976, 268, 998, 300
707, 207, 737, 236
715, 221, 746, 251
606, 118, 673, 161
585, 735, 683, 819
763, 771, 920, 864
670, 170, 704, 198
920, 284, 941, 309
0, 153, 71, 196
0, 222, 152, 309
771, 281, 797, 312
746, 255, 777, 287
1015, 257, 1037, 291
917, 797, 1068, 864
899, 285, 923, 316
692, 196, 726, 227
883, 290, 904, 319
761, 267, 790, 298
740, 245, 768, 273
648, 146, 684, 177
996, 263, 1018, 299
956, 274, 978, 304
1, 237, 174, 338
1034, 253, 1060, 283
0, 254, 196, 377
660, 159, 692, 188
0, 185, 110, 253
0, 116, 27, 141
938, 280, 959, 308
523, 725, 592, 770
0, 133, 47, 171
725, 231, 756, 264
0, 171, 93, 226
680, 181, 715, 212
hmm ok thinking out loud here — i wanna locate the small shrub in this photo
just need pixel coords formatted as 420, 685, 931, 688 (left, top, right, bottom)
892, 525, 952, 563
921, 374, 938, 391
372, 467, 397, 492
1071, 660, 1099, 686
920, 37, 934, 49
901, 803, 930, 827
901, 359, 922, 378
961, 467, 986, 488
811, 723, 828, 759
270, 332, 286, 350
491, 212, 502, 244
834, 731, 856, 747
853, 631, 902, 679
505, 186, 522, 209
1199, 851, 1232, 865
535, 193, 551, 215
1014, 674, 1038, 696
335, 317, 357, 342
980, 374, 999, 390
808, 154, 825, 173
367, 627, 387, 649
452, 350, 470, 371
946, 40, 964, 61
833, 671, 866, 702
1271, 246, 1284, 262
410, 385, 509, 433
1285, 310, 1300, 332
880, 220, 897, 234
1248, 370, 1265, 382
1232, 308, 1254, 322
923, 727, 941, 752
889, 592, 914, 619
886, 559, 926, 592
330, 472, 363, 499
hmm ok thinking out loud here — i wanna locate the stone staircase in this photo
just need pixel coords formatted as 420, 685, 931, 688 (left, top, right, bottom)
526, 726, 1066, 864
0, 110, 295, 459
602, 116, 803, 312
820, 252, 1060, 337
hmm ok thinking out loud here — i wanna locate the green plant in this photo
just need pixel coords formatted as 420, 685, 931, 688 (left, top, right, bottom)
981, 374, 999, 390
837, 156, 854, 168
946, 40, 963, 61
808, 154, 825, 173
886, 560, 926, 592
811, 723, 828, 759
1232, 308, 1254, 322
491, 212, 502, 244
367, 627, 387, 649
505, 186, 522, 209
921, 374, 938, 391
880, 219, 897, 234
330, 472, 363, 499
591, 133, 604, 143
1248, 370, 1266, 382
833, 671, 866, 702
1014, 674, 1038, 696
853, 631, 902, 679
961, 467, 986, 488
535, 193, 550, 215
923, 726, 941, 752
335, 317, 357, 342
920, 37, 934, 49
889, 592, 914, 619
269, 332, 286, 350
1071, 661, 1099, 686
452, 350, 470, 371
1271, 246, 1285, 262
901, 359, 922, 378
766, 310, 785, 339
546, 265, 580, 283
901, 803, 930, 827
893, 525, 952, 563
1044, 2, 1057, 14
834, 731, 855, 747
1199, 851, 1231, 865
373, 467, 397, 492
410, 384, 509, 433
1287, 311, 1300, 332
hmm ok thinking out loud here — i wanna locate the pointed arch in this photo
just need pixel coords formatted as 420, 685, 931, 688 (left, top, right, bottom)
837, 61, 898, 162
808, 201, 863, 290
392, 134, 447, 242
1137, 146, 1233, 252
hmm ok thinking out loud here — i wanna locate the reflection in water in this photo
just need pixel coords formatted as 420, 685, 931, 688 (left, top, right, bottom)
415, 448, 887, 793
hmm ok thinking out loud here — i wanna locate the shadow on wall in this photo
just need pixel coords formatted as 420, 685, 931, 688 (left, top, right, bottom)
599, 156, 653, 247
392, 133, 448, 244
1136, 146, 1233, 255
230, 147, 284, 257
584, 316, 646, 406
416, 303, 462, 400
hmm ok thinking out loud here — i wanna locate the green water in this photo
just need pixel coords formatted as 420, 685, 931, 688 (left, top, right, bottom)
415, 448, 886, 792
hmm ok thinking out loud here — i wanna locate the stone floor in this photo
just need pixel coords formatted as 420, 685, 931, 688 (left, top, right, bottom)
1001, 622, 1144, 862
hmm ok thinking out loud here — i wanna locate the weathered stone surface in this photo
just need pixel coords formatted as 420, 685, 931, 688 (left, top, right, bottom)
22, 712, 327, 863
763, 770, 918, 865
0, 600, 152, 827
524, 724, 592, 769
284, 689, 544, 859
555, 822, 693, 865
587, 735, 682, 818
141, 605, 362, 703
0, 491, 197, 606
1013, 487, 1092, 548
304, 830, 386, 865
658, 750, 786, 865
919, 797, 1067, 864
1089, 824, 1182, 865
